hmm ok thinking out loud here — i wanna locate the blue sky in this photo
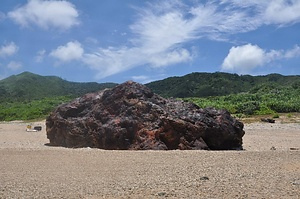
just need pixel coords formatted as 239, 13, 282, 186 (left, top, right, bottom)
0, 0, 300, 83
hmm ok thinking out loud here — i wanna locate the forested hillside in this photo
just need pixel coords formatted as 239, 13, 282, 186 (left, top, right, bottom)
0, 72, 116, 121
147, 72, 300, 117
146, 72, 300, 98
0, 71, 299, 121
0, 72, 117, 102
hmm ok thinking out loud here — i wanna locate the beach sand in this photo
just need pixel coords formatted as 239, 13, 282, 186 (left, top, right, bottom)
0, 119, 299, 198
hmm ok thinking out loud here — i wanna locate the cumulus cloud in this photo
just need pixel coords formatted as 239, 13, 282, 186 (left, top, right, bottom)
43, 0, 298, 79
8, 0, 79, 30
0, 42, 19, 58
7, 61, 22, 70
50, 41, 84, 62
222, 44, 267, 73
82, 1, 300, 79
221, 43, 300, 73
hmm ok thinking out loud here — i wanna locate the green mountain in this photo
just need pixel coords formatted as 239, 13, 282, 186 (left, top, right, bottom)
0, 72, 117, 102
146, 72, 300, 98
0, 72, 117, 121
0, 71, 299, 121
145, 72, 300, 116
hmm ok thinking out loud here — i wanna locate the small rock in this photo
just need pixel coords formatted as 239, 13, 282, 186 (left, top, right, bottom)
270, 146, 276, 150
200, 176, 209, 181
261, 118, 275, 123
292, 180, 300, 185
290, 147, 299, 151
157, 192, 167, 197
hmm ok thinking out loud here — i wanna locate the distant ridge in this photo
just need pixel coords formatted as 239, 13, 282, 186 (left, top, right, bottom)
146, 72, 300, 98
1, 71, 299, 101
1, 71, 299, 121
0, 72, 117, 101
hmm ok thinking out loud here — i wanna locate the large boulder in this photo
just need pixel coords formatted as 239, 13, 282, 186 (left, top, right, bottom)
46, 81, 245, 150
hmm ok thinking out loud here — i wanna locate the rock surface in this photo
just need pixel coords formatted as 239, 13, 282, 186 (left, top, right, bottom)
46, 81, 245, 150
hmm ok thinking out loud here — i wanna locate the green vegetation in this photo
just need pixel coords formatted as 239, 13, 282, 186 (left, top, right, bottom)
0, 96, 72, 121
146, 72, 300, 116
0, 71, 117, 102
0, 72, 117, 121
1, 71, 299, 121
146, 72, 300, 98
185, 85, 300, 116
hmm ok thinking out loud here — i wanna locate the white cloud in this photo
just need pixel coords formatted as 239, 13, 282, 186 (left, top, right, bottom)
83, 47, 192, 79
8, 0, 79, 30
0, 42, 19, 58
148, 48, 192, 68
35, 49, 46, 63
284, 45, 300, 58
221, 0, 300, 25
79, 1, 300, 79
265, 0, 300, 25
221, 43, 300, 73
83, 2, 223, 79
50, 41, 84, 62
82, 2, 197, 78
83, 47, 145, 79
222, 44, 267, 73
7, 61, 22, 70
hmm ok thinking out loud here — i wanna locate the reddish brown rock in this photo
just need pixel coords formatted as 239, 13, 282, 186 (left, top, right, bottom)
46, 81, 245, 150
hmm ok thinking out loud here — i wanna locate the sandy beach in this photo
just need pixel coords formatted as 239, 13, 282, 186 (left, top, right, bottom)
0, 119, 299, 198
